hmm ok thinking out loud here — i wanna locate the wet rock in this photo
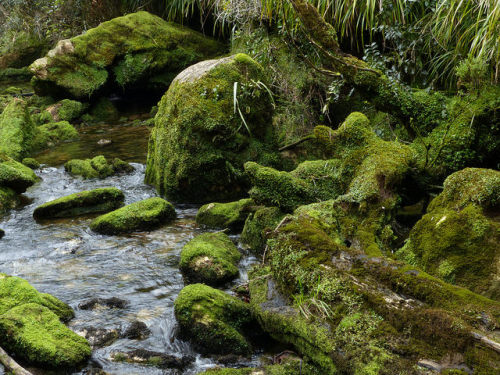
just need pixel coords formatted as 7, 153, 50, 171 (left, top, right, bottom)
174, 283, 254, 355
0, 273, 74, 321
33, 187, 124, 219
180, 232, 241, 286
111, 349, 194, 370
0, 303, 90, 368
196, 198, 254, 231
78, 297, 128, 310
145, 54, 279, 203
97, 139, 112, 146
30, 11, 223, 99
0, 228, 4, 239
0, 152, 39, 193
0, 98, 35, 160
79, 326, 120, 348
90, 197, 176, 234
64, 155, 133, 179
121, 320, 151, 340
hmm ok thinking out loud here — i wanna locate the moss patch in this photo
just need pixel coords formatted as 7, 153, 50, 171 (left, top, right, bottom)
241, 206, 285, 255
174, 283, 254, 355
0, 98, 35, 160
196, 198, 254, 231
32, 120, 78, 152
33, 187, 124, 219
90, 197, 176, 234
64, 155, 133, 179
0, 152, 39, 193
180, 232, 241, 286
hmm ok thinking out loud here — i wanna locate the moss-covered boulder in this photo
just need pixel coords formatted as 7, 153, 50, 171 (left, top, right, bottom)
64, 155, 133, 179
90, 197, 176, 234
33, 187, 125, 219
0, 153, 39, 193
145, 54, 280, 203
241, 206, 284, 255
398, 168, 500, 299
0, 98, 35, 160
180, 232, 241, 286
32, 120, 79, 151
196, 198, 254, 231
30, 11, 224, 99
0, 228, 4, 238
0, 187, 19, 216
174, 284, 254, 355
45, 99, 86, 122
0, 303, 90, 368
0, 273, 73, 321
22, 157, 40, 169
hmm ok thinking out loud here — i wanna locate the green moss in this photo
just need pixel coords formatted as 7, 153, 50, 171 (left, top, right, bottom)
174, 283, 254, 355
52, 99, 86, 122
0, 303, 90, 367
0, 273, 73, 320
30, 11, 224, 99
0, 153, 39, 193
89, 97, 118, 122
64, 155, 132, 179
0, 67, 33, 81
198, 358, 316, 375
32, 120, 78, 151
241, 206, 285, 255
22, 157, 40, 169
33, 187, 124, 219
0, 98, 35, 160
90, 197, 176, 234
0, 186, 19, 216
145, 54, 279, 203
180, 232, 241, 286
196, 198, 254, 231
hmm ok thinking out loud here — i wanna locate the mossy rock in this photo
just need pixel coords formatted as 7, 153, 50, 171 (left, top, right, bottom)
241, 206, 284, 255
180, 232, 241, 286
64, 155, 132, 179
0, 67, 33, 81
33, 187, 125, 219
22, 157, 40, 169
0, 228, 4, 239
32, 120, 79, 152
45, 99, 86, 122
0, 273, 74, 320
88, 97, 119, 122
198, 358, 312, 374
0, 303, 90, 368
90, 197, 176, 234
0, 98, 35, 160
0, 31, 47, 69
398, 168, 500, 299
0, 153, 39, 193
196, 198, 254, 231
30, 11, 224, 99
0, 186, 19, 216
145, 54, 279, 203
174, 283, 254, 355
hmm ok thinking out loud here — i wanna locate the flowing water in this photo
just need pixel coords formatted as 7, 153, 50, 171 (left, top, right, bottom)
0, 120, 259, 374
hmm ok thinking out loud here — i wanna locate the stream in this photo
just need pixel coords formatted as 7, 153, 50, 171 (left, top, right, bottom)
0, 119, 259, 374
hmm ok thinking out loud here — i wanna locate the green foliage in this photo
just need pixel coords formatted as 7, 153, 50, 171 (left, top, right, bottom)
90, 197, 176, 234
33, 187, 125, 219
179, 232, 241, 285
174, 283, 254, 355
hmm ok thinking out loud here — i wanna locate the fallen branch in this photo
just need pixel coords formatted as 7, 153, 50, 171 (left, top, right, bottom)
0, 346, 34, 375
279, 135, 315, 151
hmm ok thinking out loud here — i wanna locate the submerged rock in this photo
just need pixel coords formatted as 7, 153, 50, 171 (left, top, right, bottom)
174, 283, 254, 355
78, 297, 128, 310
0, 152, 39, 193
33, 187, 124, 219
196, 198, 254, 231
0, 98, 35, 160
121, 320, 151, 340
30, 11, 223, 99
0, 303, 91, 368
180, 232, 241, 286
398, 168, 500, 299
64, 155, 134, 179
90, 197, 176, 234
145, 53, 279, 203
0, 273, 74, 320
111, 349, 193, 369
78, 326, 120, 348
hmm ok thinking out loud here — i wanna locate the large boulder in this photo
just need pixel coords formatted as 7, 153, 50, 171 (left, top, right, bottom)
180, 232, 241, 286
29, 11, 224, 99
174, 284, 254, 355
0, 98, 35, 160
44, 99, 86, 122
0, 273, 73, 321
32, 120, 79, 152
398, 168, 500, 299
145, 54, 279, 203
196, 198, 254, 231
0, 303, 90, 368
90, 197, 176, 234
0, 152, 39, 193
33, 187, 125, 219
